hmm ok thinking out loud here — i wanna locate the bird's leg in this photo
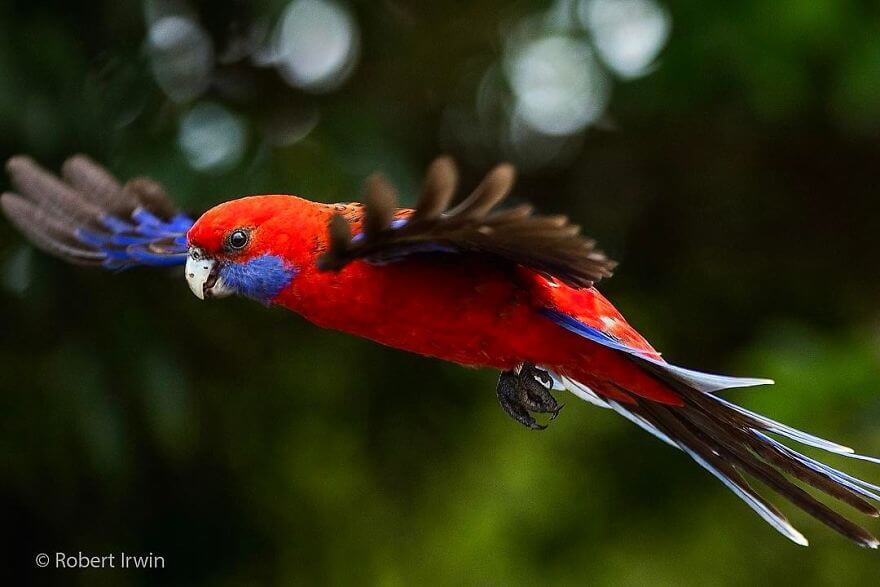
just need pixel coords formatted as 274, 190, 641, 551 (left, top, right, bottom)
519, 364, 564, 420
496, 364, 563, 430
497, 371, 543, 429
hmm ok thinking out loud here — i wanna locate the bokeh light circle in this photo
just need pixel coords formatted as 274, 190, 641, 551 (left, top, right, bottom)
506, 36, 610, 136
271, 0, 360, 92
178, 103, 248, 172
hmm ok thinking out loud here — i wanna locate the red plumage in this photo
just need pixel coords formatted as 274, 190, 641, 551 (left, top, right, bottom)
6, 154, 880, 548
188, 195, 680, 406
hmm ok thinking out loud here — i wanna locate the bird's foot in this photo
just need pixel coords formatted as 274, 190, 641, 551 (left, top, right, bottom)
496, 364, 563, 430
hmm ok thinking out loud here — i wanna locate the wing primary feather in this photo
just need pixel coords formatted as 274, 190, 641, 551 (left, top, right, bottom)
6, 156, 105, 226
316, 214, 354, 271
61, 154, 134, 216
362, 174, 398, 237
123, 177, 178, 220
487, 203, 534, 223
411, 156, 457, 221
445, 163, 515, 220
0, 193, 105, 264
317, 158, 617, 287
328, 214, 352, 251
2, 155, 192, 269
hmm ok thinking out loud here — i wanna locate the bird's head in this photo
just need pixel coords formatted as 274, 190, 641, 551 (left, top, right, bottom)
185, 195, 319, 303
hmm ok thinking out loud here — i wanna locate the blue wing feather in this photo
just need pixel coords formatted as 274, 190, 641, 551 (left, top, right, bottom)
541, 308, 774, 393
1, 155, 195, 269
78, 208, 192, 269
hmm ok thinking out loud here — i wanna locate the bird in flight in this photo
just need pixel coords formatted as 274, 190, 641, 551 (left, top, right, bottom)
3, 154, 880, 548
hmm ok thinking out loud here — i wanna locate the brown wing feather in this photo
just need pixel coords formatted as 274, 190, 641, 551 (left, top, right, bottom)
2, 155, 189, 268
317, 157, 617, 288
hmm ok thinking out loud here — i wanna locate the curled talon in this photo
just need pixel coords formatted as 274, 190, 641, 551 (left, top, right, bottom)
521, 363, 553, 388
496, 364, 561, 429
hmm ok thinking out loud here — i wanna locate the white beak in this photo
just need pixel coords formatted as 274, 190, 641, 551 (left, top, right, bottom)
185, 248, 235, 300
186, 249, 214, 300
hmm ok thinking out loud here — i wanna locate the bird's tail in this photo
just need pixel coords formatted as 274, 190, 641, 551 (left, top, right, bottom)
557, 372, 880, 548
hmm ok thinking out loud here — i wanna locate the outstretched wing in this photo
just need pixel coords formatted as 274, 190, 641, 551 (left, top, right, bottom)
317, 157, 617, 289
1, 155, 194, 269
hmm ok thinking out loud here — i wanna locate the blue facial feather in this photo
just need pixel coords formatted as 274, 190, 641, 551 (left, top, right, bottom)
219, 254, 297, 304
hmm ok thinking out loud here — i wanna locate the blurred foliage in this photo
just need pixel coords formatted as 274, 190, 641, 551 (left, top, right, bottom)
2, 0, 880, 585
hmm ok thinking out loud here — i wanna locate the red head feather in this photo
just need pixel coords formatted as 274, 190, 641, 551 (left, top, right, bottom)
187, 195, 332, 267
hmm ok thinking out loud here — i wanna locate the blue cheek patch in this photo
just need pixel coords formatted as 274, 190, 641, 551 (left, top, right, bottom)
219, 254, 297, 304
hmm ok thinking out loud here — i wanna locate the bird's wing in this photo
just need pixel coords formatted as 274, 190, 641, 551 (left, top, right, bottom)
317, 157, 617, 289
1, 155, 194, 269
543, 307, 774, 392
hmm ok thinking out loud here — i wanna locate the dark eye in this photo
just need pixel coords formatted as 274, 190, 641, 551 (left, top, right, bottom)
228, 229, 250, 250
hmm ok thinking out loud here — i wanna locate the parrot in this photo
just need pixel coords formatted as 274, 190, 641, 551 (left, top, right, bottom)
3, 154, 880, 548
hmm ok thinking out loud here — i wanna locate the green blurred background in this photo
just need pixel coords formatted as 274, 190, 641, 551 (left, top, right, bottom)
3, 0, 880, 584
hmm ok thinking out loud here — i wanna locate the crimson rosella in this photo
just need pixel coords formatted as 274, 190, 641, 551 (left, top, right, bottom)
3, 154, 880, 548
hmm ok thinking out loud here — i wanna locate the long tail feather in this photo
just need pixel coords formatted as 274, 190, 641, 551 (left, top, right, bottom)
557, 370, 880, 547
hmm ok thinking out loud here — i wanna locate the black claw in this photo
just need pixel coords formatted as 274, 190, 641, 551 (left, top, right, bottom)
518, 365, 560, 414
501, 399, 546, 430
522, 364, 553, 387
496, 364, 561, 430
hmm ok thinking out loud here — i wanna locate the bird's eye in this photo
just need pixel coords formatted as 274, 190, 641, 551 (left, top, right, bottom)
228, 229, 250, 250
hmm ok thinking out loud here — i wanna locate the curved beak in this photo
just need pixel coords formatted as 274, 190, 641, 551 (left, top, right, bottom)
186, 247, 233, 300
